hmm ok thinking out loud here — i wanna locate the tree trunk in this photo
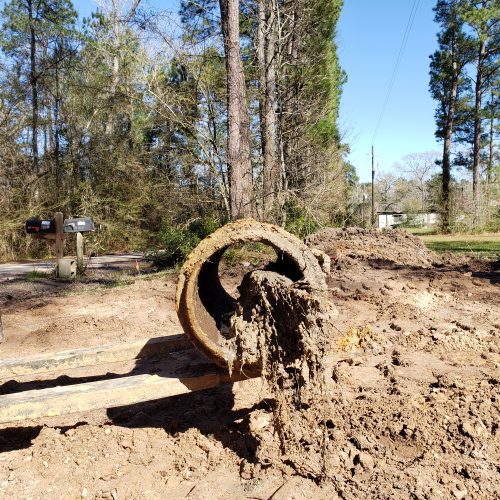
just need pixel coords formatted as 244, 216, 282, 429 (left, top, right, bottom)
487, 86, 496, 186
54, 57, 62, 190
28, 0, 39, 174
276, 2, 299, 218
472, 37, 486, 228
257, 0, 279, 221
441, 58, 458, 234
219, 0, 253, 220
105, 3, 121, 137
257, 0, 266, 218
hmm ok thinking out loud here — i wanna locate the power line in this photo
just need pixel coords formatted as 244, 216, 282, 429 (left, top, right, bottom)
372, 0, 421, 145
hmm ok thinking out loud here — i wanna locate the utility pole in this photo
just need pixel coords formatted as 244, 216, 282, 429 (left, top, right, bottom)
371, 145, 375, 227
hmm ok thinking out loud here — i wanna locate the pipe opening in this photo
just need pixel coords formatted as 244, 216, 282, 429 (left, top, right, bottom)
196, 242, 305, 345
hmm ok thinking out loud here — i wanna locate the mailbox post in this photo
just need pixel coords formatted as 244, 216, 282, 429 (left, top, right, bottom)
63, 217, 94, 273
26, 214, 95, 278
55, 212, 64, 277
76, 232, 84, 272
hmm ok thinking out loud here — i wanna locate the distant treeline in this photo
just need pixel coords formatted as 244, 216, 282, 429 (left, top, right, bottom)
0, 0, 351, 261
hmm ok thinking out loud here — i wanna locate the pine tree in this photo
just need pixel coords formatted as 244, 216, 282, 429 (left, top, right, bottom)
277, 0, 346, 227
458, 0, 499, 227
257, 0, 279, 220
0, 0, 78, 176
429, 0, 473, 232
219, 0, 253, 220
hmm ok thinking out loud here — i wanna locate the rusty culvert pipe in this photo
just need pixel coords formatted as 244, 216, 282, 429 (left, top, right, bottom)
175, 219, 327, 375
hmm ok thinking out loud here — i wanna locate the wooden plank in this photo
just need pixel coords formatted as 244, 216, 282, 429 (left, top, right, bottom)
0, 334, 192, 379
0, 352, 249, 424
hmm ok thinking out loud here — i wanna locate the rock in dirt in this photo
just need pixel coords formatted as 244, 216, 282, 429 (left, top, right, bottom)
354, 452, 374, 471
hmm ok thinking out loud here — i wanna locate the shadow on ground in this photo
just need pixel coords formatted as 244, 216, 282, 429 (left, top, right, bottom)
0, 337, 271, 464
0, 382, 272, 464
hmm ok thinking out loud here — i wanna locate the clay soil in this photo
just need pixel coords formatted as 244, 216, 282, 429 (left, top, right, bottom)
0, 229, 499, 499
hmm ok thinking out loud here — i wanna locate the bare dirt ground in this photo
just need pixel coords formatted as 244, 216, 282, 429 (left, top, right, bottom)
0, 229, 498, 499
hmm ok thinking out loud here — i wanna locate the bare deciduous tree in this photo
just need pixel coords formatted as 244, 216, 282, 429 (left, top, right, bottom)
401, 152, 440, 210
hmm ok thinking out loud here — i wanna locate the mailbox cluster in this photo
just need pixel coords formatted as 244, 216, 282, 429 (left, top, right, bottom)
25, 214, 95, 279
26, 217, 94, 234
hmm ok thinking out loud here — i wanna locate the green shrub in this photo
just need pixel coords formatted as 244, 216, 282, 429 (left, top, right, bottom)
223, 242, 275, 267
284, 199, 320, 239
147, 217, 221, 268
484, 208, 500, 232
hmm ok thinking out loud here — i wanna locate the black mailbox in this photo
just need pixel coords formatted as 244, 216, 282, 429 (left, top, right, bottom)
26, 219, 56, 234
64, 217, 95, 233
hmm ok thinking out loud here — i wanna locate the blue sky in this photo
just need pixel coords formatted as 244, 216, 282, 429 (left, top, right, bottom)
74, 0, 442, 182
338, 0, 441, 181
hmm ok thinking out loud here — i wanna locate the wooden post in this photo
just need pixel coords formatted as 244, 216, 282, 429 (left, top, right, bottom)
76, 232, 84, 272
54, 212, 64, 278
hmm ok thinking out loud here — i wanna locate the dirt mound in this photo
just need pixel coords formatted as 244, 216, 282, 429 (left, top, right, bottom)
247, 353, 499, 498
306, 227, 441, 268
237, 261, 499, 495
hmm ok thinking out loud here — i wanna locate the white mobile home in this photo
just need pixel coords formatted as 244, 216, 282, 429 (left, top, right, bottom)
377, 211, 439, 229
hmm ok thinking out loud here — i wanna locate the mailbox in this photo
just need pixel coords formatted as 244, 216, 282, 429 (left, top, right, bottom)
64, 217, 95, 233
25, 219, 56, 234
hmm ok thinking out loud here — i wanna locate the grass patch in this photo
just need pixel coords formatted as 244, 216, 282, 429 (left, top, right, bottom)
223, 242, 276, 267
404, 227, 437, 236
67, 268, 179, 295
99, 274, 135, 288
26, 269, 53, 280
418, 233, 500, 257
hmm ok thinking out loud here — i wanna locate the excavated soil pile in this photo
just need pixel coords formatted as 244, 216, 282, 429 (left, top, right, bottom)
225, 270, 337, 480
233, 250, 499, 497
246, 350, 499, 498
306, 227, 442, 268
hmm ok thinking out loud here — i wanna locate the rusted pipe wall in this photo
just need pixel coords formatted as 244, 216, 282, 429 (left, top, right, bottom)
175, 219, 328, 374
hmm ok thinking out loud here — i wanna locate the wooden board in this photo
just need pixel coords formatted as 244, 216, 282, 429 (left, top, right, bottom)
0, 334, 192, 379
0, 335, 361, 425
0, 350, 249, 424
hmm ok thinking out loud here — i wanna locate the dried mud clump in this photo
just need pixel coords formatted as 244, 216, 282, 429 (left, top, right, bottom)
224, 270, 338, 480
306, 227, 442, 268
